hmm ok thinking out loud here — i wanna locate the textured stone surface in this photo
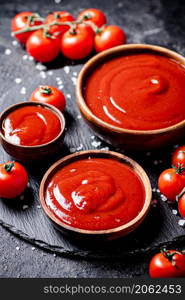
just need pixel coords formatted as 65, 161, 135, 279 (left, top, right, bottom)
0, 0, 185, 277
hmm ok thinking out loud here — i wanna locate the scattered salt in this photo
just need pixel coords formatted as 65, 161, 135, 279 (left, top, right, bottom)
76, 144, 83, 151
161, 194, 167, 202
90, 136, 95, 140
20, 195, 25, 200
71, 77, 77, 85
28, 56, 34, 61
48, 70, 53, 76
58, 85, 64, 90
37, 205, 41, 209
77, 115, 82, 119
64, 66, 70, 74
16, 246, 20, 251
70, 147, 76, 153
153, 160, 158, 165
22, 55, 28, 60
172, 209, 178, 215
91, 140, 101, 147
12, 40, 18, 46
101, 147, 109, 151
36, 63, 46, 71
14, 78, 22, 84
22, 205, 29, 210
5, 49, 11, 55
40, 71, 46, 79
54, 0, 61, 3
73, 72, 78, 76
66, 94, 71, 99
20, 87, 26, 95
31, 247, 35, 251
178, 219, 185, 227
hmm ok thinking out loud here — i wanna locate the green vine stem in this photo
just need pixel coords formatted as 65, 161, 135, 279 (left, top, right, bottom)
4, 162, 14, 173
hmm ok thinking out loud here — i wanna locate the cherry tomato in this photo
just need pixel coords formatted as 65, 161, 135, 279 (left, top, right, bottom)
11, 12, 43, 44
94, 25, 126, 53
0, 161, 28, 199
158, 168, 185, 201
61, 26, 94, 60
29, 85, 66, 111
149, 249, 185, 278
45, 11, 74, 38
77, 8, 106, 27
178, 190, 185, 218
172, 145, 185, 173
26, 30, 60, 62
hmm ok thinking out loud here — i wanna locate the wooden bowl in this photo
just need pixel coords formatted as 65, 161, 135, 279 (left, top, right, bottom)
39, 150, 152, 241
0, 102, 66, 162
76, 44, 185, 150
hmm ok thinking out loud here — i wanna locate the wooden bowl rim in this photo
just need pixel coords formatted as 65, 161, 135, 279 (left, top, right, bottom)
76, 43, 185, 135
0, 101, 66, 149
39, 150, 152, 235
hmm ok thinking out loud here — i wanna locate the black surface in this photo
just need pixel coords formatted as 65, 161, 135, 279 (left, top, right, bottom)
0, 0, 185, 277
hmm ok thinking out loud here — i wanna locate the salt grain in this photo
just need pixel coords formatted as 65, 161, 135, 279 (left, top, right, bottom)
5, 49, 11, 55
91, 140, 101, 147
28, 56, 34, 61
36, 63, 46, 71
153, 160, 158, 165
37, 205, 41, 209
70, 147, 76, 153
178, 219, 185, 227
31, 247, 35, 251
16, 246, 20, 251
22, 55, 28, 60
20, 195, 25, 200
66, 94, 71, 99
64, 66, 70, 74
58, 85, 64, 90
40, 71, 46, 79
22, 205, 29, 210
76, 144, 83, 151
172, 209, 178, 215
20, 87, 26, 94
14, 78, 22, 84
71, 77, 77, 85
12, 40, 18, 46
101, 147, 109, 151
90, 135, 95, 140
73, 72, 78, 76
54, 0, 61, 3
48, 70, 53, 76
77, 115, 82, 119
161, 194, 167, 202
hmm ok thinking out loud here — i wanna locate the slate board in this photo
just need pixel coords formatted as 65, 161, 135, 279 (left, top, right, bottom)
0, 0, 185, 260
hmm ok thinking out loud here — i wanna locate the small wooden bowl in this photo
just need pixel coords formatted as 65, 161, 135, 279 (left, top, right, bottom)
0, 102, 66, 162
76, 44, 185, 150
39, 150, 152, 241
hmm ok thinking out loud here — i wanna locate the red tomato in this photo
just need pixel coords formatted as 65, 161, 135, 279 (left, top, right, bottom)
172, 145, 185, 173
29, 85, 66, 111
61, 26, 94, 60
0, 161, 28, 199
11, 12, 43, 44
45, 11, 74, 38
77, 8, 106, 27
178, 190, 185, 218
158, 168, 185, 201
149, 249, 185, 278
26, 30, 60, 62
94, 25, 126, 53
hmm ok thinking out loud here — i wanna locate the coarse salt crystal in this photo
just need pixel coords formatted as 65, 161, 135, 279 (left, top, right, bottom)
40, 71, 46, 79
12, 40, 18, 46
91, 140, 101, 147
90, 136, 95, 139
153, 160, 158, 165
54, 0, 61, 3
70, 147, 76, 153
172, 209, 178, 215
64, 66, 70, 74
22, 55, 28, 60
58, 85, 64, 90
71, 77, 77, 85
5, 49, 11, 55
66, 94, 71, 99
37, 205, 41, 209
20, 87, 26, 95
48, 71, 53, 76
101, 147, 109, 151
31, 247, 35, 250
14, 78, 22, 84
36, 63, 46, 71
28, 56, 34, 61
22, 205, 29, 210
76, 144, 83, 151
16, 246, 20, 251
178, 219, 185, 227
77, 115, 82, 119
73, 72, 78, 76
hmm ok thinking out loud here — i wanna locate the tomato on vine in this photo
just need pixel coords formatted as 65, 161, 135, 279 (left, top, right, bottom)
29, 86, 66, 111
77, 8, 106, 27
172, 145, 185, 173
11, 12, 43, 44
149, 248, 185, 278
61, 25, 94, 60
158, 166, 185, 201
26, 29, 61, 62
0, 161, 28, 199
45, 11, 74, 38
94, 25, 126, 52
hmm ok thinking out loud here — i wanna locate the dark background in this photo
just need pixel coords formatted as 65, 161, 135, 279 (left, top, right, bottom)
0, 0, 185, 278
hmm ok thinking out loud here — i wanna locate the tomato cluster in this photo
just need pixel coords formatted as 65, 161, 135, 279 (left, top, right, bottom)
11, 9, 126, 62
158, 145, 185, 217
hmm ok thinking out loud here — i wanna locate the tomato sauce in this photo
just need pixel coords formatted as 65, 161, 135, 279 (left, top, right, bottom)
45, 158, 145, 230
2, 105, 61, 146
84, 53, 185, 130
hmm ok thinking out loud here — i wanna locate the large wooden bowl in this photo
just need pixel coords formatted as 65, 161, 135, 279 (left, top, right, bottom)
0, 102, 66, 162
39, 150, 152, 241
76, 44, 185, 150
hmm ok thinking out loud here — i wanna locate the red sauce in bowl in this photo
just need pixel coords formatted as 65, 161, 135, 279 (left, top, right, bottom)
2, 105, 62, 146
45, 157, 145, 230
84, 53, 185, 130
